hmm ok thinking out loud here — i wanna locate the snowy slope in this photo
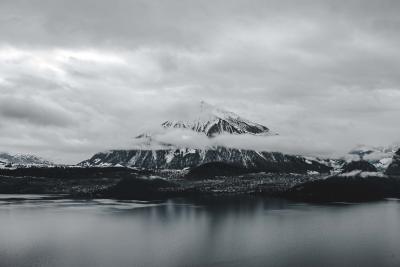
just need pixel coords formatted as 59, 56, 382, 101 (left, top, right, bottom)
0, 152, 53, 167
79, 147, 331, 173
160, 101, 275, 137
347, 144, 400, 171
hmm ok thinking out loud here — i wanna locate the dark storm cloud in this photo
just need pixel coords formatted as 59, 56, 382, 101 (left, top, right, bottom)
0, 96, 74, 126
0, 0, 400, 163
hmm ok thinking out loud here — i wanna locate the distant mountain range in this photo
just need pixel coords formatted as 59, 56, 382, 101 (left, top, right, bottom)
0, 152, 52, 167
2, 101, 398, 175
347, 144, 400, 171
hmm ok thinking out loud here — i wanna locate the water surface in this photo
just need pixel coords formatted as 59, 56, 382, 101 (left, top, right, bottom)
0, 195, 399, 267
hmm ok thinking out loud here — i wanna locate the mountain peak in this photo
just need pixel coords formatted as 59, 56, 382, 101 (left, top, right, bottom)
161, 101, 275, 137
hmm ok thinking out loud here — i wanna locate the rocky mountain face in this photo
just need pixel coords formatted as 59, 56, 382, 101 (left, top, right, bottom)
79, 147, 331, 174
386, 149, 400, 175
341, 160, 378, 173
0, 152, 52, 167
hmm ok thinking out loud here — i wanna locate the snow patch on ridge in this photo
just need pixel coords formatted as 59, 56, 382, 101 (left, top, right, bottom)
339, 170, 387, 178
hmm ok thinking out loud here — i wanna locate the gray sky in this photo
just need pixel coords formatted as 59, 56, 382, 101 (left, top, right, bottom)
1, 0, 400, 163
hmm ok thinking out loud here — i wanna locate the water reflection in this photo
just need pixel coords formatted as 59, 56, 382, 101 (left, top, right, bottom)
0, 195, 399, 267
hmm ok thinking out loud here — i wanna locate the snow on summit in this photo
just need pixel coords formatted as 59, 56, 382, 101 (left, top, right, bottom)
160, 101, 276, 137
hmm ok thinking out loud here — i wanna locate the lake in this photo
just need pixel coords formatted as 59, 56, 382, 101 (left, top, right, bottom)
0, 195, 399, 267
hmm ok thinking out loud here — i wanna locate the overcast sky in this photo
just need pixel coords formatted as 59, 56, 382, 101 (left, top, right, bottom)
1, 0, 400, 163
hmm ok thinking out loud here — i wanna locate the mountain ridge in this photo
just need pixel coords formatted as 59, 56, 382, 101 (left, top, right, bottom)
154, 101, 275, 138
0, 152, 53, 167
79, 147, 332, 174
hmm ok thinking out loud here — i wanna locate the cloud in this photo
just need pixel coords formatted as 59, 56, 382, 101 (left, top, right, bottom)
0, 96, 75, 127
0, 0, 399, 163
131, 127, 356, 159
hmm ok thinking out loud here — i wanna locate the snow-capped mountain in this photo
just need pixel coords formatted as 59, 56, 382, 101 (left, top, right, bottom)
80, 102, 333, 173
79, 147, 331, 174
347, 144, 400, 171
299, 144, 400, 174
0, 152, 53, 167
160, 101, 275, 137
